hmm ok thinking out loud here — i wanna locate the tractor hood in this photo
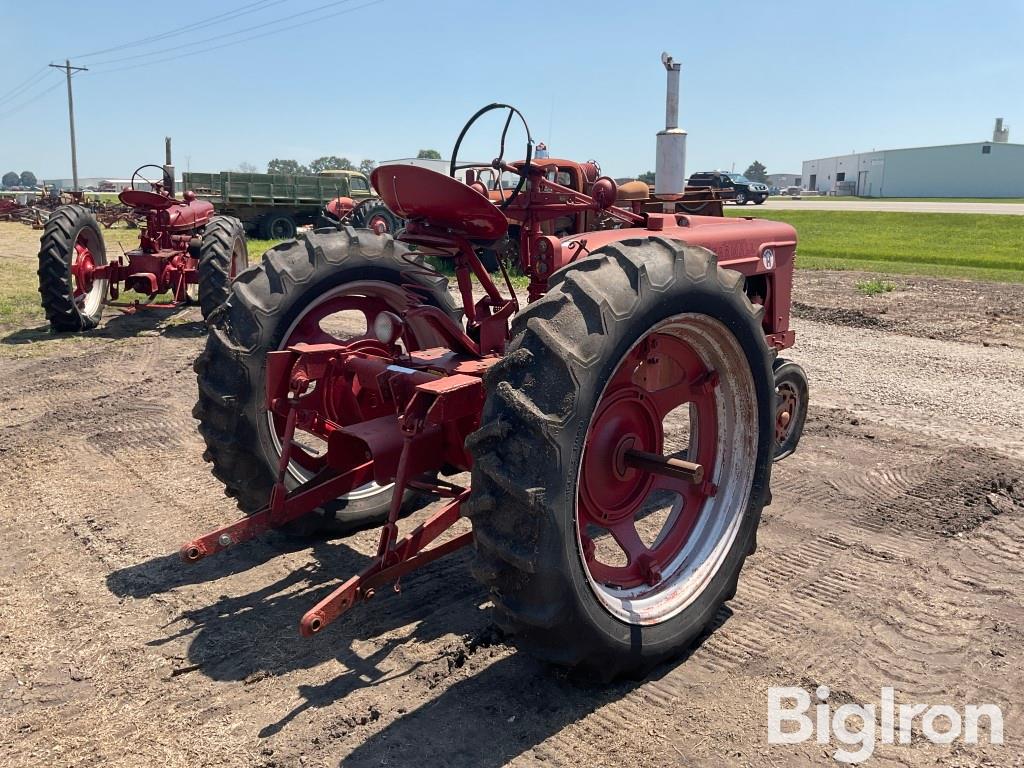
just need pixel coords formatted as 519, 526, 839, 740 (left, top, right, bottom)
561, 214, 796, 269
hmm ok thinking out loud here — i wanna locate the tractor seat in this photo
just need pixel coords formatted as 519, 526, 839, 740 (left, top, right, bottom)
371, 164, 509, 243
119, 188, 176, 210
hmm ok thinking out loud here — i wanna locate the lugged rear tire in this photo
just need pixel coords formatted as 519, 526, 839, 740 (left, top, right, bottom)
464, 238, 775, 679
197, 215, 248, 321
193, 227, 459, 534
37, 205, 107, 332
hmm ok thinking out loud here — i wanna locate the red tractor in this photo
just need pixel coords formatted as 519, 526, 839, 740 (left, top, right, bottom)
185, 104, 808, 678
38, 163, 248, 332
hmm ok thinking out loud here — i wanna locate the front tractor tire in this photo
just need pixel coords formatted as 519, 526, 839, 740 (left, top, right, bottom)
193, 228, 459, 534
197, 215, 249, 321
465, 239, 775, 679
772, 358, 808, 461
38, 205, 108, 332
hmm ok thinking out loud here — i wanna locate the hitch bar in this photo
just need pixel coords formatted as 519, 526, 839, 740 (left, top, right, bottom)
299, 491, 471, 636
179, 461, 374, 563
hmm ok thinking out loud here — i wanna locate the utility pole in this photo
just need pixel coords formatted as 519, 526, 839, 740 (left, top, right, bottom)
49, 59, 88, 192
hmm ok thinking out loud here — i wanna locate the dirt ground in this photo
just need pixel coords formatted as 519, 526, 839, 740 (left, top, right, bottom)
1, 224, 1023, 767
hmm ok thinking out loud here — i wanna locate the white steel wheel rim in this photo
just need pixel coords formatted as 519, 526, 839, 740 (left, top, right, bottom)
575, 313, 759, 626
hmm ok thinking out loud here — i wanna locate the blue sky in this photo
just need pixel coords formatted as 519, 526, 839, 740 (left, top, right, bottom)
1, 0, 1021, 180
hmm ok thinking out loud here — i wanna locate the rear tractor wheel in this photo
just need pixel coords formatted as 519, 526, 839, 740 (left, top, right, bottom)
466, 238, 775, 678
351, 199, 402, 235
38, 205, 108, 332
194, 228, 459, 534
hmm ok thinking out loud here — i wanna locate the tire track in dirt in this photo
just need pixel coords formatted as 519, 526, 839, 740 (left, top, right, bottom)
5, 269, 1024, 766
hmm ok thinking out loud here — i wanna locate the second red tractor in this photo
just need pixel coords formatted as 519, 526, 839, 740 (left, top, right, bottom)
38, 163, 248, 332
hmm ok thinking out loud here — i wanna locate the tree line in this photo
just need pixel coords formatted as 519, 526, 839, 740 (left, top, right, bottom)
242, 149, 443, 177
2, 170, 38, 188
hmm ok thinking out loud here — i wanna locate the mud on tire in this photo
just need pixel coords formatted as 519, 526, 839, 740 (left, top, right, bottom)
464, 238, 775, 679
193, 227, 459, 534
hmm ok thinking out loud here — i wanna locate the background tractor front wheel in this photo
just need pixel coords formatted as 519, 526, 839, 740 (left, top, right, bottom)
197, 215, 248, 321
465, 238, 775, 679
38, 205, 108, 332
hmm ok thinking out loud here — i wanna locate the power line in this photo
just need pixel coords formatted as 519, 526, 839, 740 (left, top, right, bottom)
90, 0, 387, 75
0, 78, 65, 122
87, 0, 367, 68
72, 0, 289, 60
0, 67, 52, 107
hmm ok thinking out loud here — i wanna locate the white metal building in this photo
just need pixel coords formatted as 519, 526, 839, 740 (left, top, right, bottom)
801, 140, 1024, 198
767, 173, 801, 189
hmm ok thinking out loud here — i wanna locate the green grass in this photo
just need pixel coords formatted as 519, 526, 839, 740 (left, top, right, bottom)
0, 259, 41, 326
855, 278, 896, 296
726, 209, 1024, 282
247, 238, 282, 261
772, 196, 1024, 203
0, 227, 286, 331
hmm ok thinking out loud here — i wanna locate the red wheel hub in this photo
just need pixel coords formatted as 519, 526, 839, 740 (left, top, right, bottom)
775, 383, 798, 443
273, 292, 398, 475
580, 390, 661, 524
578, 331, 719, 590
368, 214, 389, 235
71, 237, 96, 298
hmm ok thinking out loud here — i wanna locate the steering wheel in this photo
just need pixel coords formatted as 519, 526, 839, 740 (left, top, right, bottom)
449, 103, 533, 210
131, 164, 168, 193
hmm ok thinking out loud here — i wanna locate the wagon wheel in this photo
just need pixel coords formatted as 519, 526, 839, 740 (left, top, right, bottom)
38, 205, 109, 332
194, 229, 460, 534
466, 238, 774, 679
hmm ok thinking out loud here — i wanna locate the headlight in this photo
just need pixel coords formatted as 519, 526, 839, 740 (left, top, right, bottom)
372, 310, 404, 345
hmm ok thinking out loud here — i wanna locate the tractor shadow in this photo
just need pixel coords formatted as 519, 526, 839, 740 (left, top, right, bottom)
107, 517, 731, 765
109, 534, 496, 696
335, 612, 725, 768
1, 307, 206, 346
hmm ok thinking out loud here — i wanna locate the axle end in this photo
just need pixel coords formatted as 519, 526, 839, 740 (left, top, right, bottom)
179, 542, 205, 564
299, 611, 327, 637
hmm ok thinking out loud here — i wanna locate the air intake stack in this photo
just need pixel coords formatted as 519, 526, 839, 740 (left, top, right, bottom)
655, 52, 687, 195
993, 118, 1009, 143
